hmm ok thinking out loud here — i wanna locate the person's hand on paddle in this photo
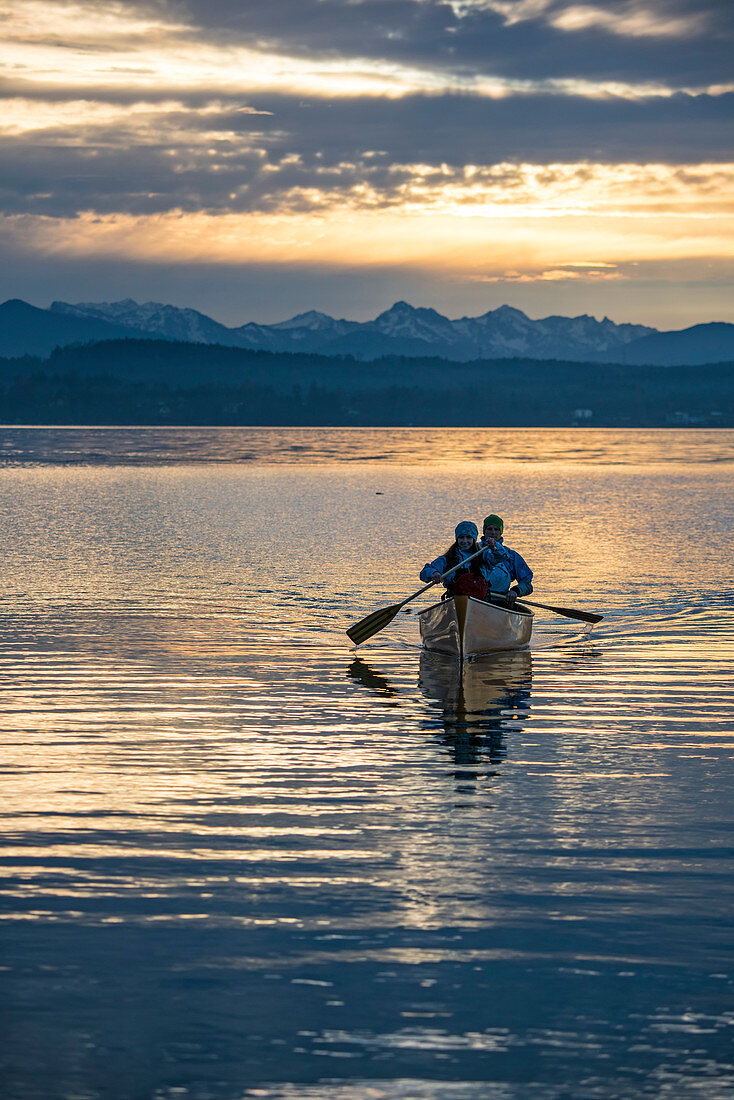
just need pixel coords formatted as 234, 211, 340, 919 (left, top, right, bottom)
430, 571, 443, 584
506, 588, 519, 606
482, 522, 502, 551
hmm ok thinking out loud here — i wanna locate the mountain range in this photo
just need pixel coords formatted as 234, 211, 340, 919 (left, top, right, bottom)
1, 297, 734, 366
45, 298, 659, 361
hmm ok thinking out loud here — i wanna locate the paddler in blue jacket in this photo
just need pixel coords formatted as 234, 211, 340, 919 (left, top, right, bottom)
479, 513, 533, 606
420, 520, 488, 599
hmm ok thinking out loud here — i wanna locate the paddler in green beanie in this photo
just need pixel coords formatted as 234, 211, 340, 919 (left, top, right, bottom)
479, 513, 533, 606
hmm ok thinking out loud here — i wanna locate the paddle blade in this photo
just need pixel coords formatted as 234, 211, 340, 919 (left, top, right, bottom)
566, 608, 603, 624
346, 603, 401, 646
542, 603, 603, 624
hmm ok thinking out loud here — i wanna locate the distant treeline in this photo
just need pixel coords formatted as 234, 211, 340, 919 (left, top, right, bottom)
0, 338, 731, 426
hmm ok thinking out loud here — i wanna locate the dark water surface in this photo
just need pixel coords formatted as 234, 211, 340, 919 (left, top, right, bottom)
1, 429, 733, 1100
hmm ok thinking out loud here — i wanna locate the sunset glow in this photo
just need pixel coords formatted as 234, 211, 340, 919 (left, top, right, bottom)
1, 0, 732, 324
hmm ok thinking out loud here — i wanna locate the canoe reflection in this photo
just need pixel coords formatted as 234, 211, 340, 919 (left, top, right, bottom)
347, 651, 532, 771
419, 649, 532, 769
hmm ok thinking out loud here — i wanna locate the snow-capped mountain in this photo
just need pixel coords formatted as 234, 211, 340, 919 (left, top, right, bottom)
321, 301, 654, 360
233, 310, 359, 351
50, 300, 360, 353
41, 297, 658, 361
51, 298, 244, 347
269, 310, 359, 336
455, 304, 653, 360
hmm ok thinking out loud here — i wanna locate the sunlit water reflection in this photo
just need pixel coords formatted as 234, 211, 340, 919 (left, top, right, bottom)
1, 428, 733, 1100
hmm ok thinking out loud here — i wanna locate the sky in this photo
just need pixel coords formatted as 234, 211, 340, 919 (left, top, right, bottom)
1, 0, 733, 328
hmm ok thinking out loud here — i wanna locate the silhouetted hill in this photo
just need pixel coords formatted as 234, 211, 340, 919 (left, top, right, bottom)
0, 299, 148, 357
615, 323, 734, 366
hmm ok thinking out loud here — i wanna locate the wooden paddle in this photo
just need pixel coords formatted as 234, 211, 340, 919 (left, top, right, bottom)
347, 550, 605, 645
346, 546, 487, 646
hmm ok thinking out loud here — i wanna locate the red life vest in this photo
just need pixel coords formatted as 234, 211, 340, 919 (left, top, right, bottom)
450, 572, 488, 600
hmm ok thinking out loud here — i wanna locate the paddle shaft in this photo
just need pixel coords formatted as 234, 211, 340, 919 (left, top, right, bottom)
346, 544, 488, 644
396, 545, 488, 610
495, 593, 603, 624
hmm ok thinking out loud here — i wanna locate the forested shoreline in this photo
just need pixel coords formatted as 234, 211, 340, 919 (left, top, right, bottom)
0, 339, 731, 426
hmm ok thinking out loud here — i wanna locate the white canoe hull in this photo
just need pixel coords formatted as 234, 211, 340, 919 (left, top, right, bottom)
418, 595, 533, 659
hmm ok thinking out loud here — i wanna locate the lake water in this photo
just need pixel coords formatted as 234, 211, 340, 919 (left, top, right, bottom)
1, 428, 733, 1100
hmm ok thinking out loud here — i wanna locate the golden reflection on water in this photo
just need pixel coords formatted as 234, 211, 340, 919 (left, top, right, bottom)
1, 426, 733, 467
0, 430, 733, 1099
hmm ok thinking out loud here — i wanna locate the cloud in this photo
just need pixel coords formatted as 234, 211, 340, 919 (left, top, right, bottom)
5, 29, 726, 102
2, 161, 731, 268
449, 0, 710, 38
1, 83, 733, 218
3, 0, 732, 93
548, 3, 705, 38
469, 261, 625, 281
1, 0, 732, 328
154, 0, 734, 85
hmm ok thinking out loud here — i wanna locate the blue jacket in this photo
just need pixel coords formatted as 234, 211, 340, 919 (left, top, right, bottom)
420, 539, 533, 596
481, 538, 533, 596
420, 546, 477, 585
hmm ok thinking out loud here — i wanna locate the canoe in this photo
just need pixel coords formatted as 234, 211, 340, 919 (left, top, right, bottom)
417, 594, 533, 659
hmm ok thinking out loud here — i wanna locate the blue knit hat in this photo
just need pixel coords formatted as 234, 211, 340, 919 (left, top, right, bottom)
455, 520, 478, 540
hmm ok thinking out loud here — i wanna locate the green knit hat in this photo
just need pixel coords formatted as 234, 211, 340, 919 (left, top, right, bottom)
483, 514, 504, 533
